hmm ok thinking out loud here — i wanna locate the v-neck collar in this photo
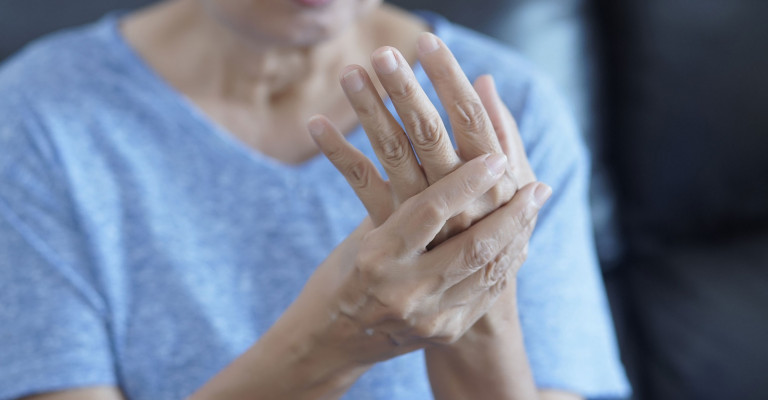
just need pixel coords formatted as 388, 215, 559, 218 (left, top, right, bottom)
101, 10, 446, 174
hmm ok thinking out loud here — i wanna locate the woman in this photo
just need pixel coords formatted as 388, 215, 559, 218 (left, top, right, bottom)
0, 0, 629, 399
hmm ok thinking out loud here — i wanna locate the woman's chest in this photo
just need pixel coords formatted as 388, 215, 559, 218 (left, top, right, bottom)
61, 126, 372, 397
99, 164, 368, 398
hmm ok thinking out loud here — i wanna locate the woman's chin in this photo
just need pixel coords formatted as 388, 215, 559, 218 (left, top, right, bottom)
291, 0, 335, 8
199, 0, 382, 48
249, 20, 343, 47
244, 12, 358, 47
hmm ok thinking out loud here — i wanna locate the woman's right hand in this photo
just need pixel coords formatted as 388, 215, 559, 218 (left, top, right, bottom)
303, 153, 546, 365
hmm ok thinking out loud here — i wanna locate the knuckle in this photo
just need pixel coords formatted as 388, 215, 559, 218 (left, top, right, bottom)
451, 213, 474, 233
382, 299, 411, 322
354, 100, 378, 118
492, 275, 510, 296
363, 226, 407, 257
432, 318, 462, 345
390, 78, 420, 101
464, 237, 497, 269
354, 255, 382, 284
481, 255, 502, 287
433, 214, 470, 247
324, 144, 347, 164
379, 134, 411, 168
491, 176, 517, 203
355, 242, 388, 283
512, 207, 530, 231
410, 197, 447, 228
345, 160, 371, 190
410, 115, 443, 150
414, 318, 441, 339
437, 330, 463, 345
453, 98, 488, 132
458, 173, 484, 197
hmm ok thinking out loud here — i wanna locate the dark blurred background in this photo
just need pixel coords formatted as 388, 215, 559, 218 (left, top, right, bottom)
2, 1, 767, 399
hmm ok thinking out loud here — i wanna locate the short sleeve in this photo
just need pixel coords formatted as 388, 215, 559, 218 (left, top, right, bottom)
508, 77, 631, 398
0, 102, 117, 399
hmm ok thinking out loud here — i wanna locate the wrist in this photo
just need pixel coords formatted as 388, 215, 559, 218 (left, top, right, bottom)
425, 283, 538, 400
449, 281, 519, 347
268, 284, 374, 398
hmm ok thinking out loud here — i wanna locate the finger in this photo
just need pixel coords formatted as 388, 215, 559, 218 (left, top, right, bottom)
439, 233, 529, 308
371, 46, 461, 184
474, 75, 536, 185
474, 75, 515, 157
431, 269, 513, 345
383, 153, 508, 253
417, 33, 503, 160
425, 182, 552, 288
308, 115, 393, 226
340, 65, 428, 203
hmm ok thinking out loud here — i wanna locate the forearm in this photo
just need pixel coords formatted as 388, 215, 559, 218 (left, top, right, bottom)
425, 285, 539, 400
189, 325, 367, 399
189, 267, 372, 400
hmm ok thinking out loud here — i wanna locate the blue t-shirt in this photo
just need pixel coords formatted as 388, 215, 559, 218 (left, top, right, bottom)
0, 11, 629, 400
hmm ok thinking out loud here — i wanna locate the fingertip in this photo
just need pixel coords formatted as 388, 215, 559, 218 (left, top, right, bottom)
371, 46, 400, 75
371, 45, 401, 59
417, 32, 440, 55
473, 74, 494, 91
488, 74, 501, 101
308, 115, 339, 141
307, 115, 325, 137
340, 65, 366, 93
532, 183, 553, 207
483, 153, 508, 177
338, 64, 362, 81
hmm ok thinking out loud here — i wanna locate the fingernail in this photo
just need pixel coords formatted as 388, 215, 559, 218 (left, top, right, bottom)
342, 69, 364, 92
417, 33, 439, 54
307, 117, 325, 137
484, 154, 507, 177
373, 49, 398, 74
532, 184, 552, 207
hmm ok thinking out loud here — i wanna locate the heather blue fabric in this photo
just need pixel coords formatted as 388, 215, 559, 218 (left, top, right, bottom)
0, 11, 630, 400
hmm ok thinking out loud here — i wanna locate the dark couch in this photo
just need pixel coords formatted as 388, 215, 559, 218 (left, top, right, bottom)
594, 2, 768, 399
3, 0, 767, 399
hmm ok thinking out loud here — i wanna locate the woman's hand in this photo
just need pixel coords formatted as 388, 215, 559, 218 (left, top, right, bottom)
322, 156, 546, 362
309, 32, 542, 260
308, 33, 552, 399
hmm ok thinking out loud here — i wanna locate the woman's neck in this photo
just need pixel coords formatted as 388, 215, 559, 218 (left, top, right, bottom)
122, 0, 378, 106
120, 0, 428, 164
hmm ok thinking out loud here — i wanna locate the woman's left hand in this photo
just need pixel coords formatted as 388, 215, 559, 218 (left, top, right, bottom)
309, 32, 541, 288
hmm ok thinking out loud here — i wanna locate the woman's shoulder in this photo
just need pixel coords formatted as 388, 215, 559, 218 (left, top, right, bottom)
0, 15, 124, 110
429, 14, 528, 67
0, 15, 132, 175
425, 12, 545, 90
426, 11, 571, 124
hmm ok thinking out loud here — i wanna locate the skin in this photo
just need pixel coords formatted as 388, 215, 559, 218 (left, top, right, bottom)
21, 0, 582, 399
